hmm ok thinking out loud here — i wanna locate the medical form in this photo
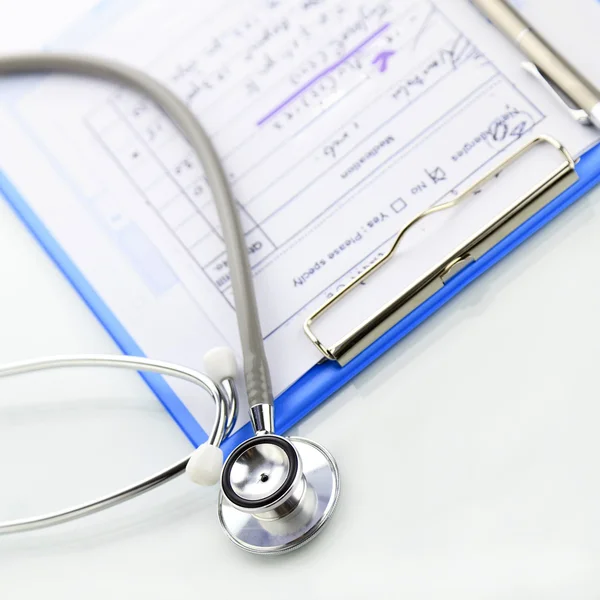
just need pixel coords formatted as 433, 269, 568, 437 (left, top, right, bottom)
0, 0, 597, 432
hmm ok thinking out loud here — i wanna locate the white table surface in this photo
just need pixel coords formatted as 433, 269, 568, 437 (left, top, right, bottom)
2, 2, 600, 598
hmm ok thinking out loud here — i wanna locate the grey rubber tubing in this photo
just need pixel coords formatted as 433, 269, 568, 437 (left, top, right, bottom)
0, 52, 273, 408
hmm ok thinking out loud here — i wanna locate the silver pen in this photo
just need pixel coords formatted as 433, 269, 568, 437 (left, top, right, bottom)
471, 0, 600, 129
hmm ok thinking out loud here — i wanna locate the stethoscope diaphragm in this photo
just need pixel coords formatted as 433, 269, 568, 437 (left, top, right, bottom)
218, 435, 340, 555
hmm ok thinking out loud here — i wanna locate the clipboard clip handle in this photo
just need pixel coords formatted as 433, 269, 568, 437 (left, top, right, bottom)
304, 135, 578, 365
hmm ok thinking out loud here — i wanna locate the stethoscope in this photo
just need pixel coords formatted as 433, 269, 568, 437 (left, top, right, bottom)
0, 53, 340, 555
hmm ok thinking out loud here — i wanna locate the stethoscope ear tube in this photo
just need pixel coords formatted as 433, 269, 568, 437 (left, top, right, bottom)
0, 355, 227, 535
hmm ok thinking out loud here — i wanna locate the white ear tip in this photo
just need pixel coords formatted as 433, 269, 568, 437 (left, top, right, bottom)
186, 443, 223, 486
203, 346, 238, 382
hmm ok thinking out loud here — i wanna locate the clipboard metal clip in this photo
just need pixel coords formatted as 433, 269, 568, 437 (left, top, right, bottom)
304, 135, 578, 366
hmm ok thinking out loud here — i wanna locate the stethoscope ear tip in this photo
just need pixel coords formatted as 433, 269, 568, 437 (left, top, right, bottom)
186, 443, 224, 486
203, 347, 238, 382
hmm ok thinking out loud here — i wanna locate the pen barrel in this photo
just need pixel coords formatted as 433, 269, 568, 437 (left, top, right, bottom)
472, 0, 600, 118
471, 0, 528, 39
519, 30, 600, 116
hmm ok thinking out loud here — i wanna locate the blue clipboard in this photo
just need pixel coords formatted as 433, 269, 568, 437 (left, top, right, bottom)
2, 140, 600, 454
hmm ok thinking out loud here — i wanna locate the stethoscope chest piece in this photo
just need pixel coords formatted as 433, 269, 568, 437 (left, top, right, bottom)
218, 435, 340, 555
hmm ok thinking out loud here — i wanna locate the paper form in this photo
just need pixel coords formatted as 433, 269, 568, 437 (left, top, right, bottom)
0, 0, 597, 433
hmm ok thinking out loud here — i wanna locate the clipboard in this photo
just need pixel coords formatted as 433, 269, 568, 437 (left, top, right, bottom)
2, 131, 600, 453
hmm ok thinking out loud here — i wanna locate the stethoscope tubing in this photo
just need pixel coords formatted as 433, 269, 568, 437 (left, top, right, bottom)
0, 51, 273, 410
0, 50, 273, 534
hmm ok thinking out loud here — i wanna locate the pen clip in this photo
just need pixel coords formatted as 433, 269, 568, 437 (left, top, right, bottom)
522, 61, 592, 126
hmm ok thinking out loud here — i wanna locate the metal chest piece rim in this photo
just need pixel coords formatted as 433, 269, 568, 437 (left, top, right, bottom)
217, 435, 340, 555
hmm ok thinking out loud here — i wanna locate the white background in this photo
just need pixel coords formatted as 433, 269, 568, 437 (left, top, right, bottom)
1, 1, 600, 598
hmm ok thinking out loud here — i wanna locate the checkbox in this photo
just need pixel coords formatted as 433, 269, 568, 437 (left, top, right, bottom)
391, 198, 407, 213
